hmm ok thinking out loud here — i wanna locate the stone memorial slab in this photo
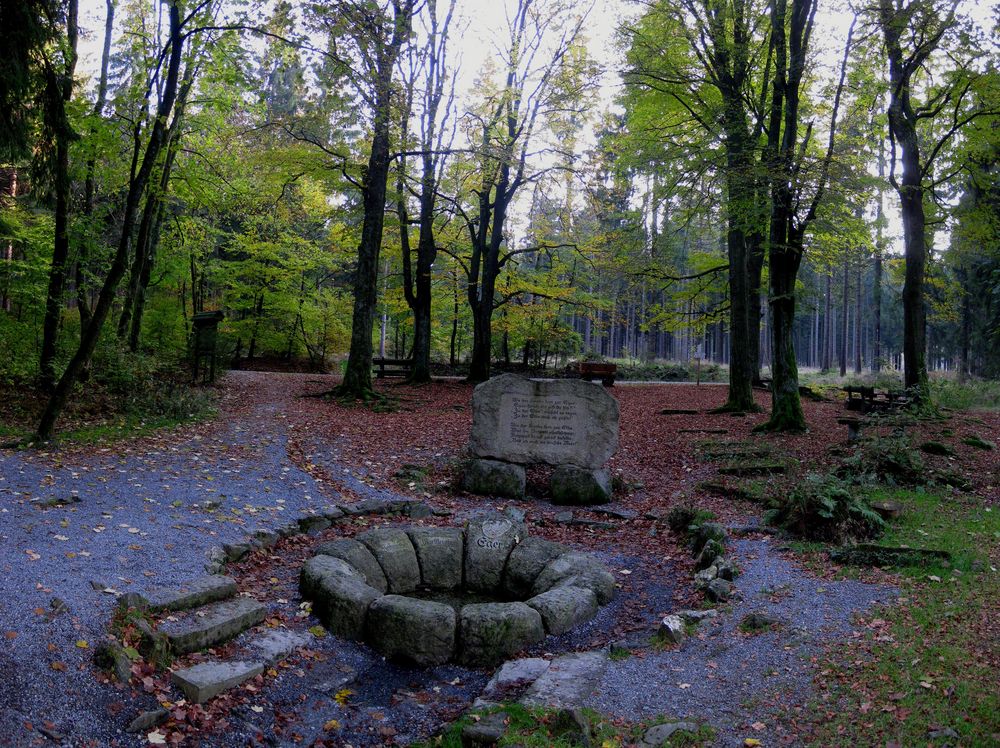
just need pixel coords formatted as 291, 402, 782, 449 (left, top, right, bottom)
469, 374, 618, 470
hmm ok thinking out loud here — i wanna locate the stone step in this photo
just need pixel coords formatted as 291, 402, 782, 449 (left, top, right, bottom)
520, 651, 608, 708
171, 660, 264, 703
242, 628, 313, 665
138, 575, 237, 613
159, 597, 267, 654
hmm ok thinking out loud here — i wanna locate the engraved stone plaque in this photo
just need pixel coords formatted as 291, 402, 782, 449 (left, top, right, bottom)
469, 374, 618, 469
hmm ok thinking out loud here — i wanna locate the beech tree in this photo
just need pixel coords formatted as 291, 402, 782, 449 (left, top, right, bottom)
396, 0, 458, 383
456, 0, 593, 382
876, 0, 994, 399
308, 0, 417, 399
36, 0, 79, 391
623, 0, 771, 411
759, 3, 854, 431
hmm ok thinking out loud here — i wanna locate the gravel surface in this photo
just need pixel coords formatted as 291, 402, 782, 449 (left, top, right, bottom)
0, 374, 344, 746
0, 371, 899, 746
585, 537, 898, 746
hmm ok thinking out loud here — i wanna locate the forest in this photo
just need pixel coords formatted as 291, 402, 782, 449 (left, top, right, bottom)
1, 0, 998, 438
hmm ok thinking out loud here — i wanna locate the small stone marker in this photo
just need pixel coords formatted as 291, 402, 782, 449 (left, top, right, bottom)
464, 513, 525, 592
465, 374, 619, 504
657, 614, 686, 644
461, 711, 510, 747
246, 628, 313, 665
520, 650, 608, 708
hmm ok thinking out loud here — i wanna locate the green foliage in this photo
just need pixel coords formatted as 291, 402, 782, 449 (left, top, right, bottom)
918, 440, 954, 456
838, 433, 926, 487
930, 378, 1000, 411
764, 473, 885, 541
614, 360, 723, 382
415, 703, 714, 748
666, 505, 716, 535
86, 339, 215, 427
962, 435, 995, 450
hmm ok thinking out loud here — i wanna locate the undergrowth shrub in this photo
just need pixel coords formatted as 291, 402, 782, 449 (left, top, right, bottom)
930, 378, 1000, 411
0, 314, 41, 385
91, 340, 215, 422
765, 473, 885, 541
666, 504, 716, 535
837, 432, 925, 486
615, 360, 723, 382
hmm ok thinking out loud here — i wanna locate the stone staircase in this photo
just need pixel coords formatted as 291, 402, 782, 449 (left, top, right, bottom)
130, 575, 310, 705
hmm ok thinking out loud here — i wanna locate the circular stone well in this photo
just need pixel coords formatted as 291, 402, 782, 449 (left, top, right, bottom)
299, 513, 616, 667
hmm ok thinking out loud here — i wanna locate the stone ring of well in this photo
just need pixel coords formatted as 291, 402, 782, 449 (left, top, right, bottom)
299, 514, 617, 667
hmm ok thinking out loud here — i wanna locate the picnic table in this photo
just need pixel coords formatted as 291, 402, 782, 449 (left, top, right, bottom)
372, 357, 413, 378
843, 385, 910, 414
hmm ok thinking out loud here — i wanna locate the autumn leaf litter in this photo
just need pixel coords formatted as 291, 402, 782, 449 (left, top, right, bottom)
2, 370, 993, 746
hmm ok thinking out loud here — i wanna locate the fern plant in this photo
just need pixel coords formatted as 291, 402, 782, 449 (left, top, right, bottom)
765, 473, 885, 541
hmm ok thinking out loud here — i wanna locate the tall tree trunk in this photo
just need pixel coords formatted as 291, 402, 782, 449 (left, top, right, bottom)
839, 255, 848, 377
854, 258, 862, 373
822, 271, 832, 371
450, 267, 459, 366
339, 3, 413, 399
39, 0, 79, 390
879, 0, 935, 400
123, 64, 193, 351
36, 1, 184, 440
872, 138, 885, 373
958, 266, 970, 382
720, 159, 757, 411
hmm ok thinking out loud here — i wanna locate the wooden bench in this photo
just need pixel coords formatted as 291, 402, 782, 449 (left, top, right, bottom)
578, 361, 617, 387
843, 385, 909, 414
372, 357, 413, 378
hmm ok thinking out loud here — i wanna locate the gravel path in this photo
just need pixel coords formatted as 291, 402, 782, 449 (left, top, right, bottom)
0, 373, 341, 746
586, 537, 897, 746
0, 371, 898, 747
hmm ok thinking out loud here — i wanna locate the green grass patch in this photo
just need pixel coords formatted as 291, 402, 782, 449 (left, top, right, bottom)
930, 378, 1000, 411
51, 409, 217, 446
806, 489, 1000, 745
871, 488, 997, 574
